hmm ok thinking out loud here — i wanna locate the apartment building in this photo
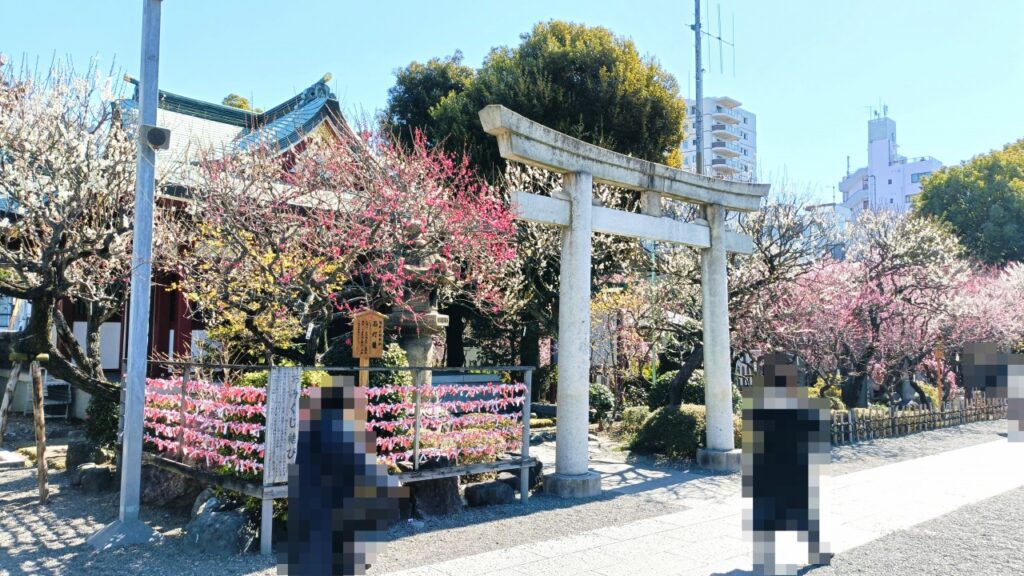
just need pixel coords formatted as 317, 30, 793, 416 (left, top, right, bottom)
681, 96, 757, 181
840, 114, 942, 215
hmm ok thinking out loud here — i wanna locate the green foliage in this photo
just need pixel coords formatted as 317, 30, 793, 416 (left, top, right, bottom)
234, 369, 327, 390
84, 392, 119, 448
915, 139, 1024, 264
530, 417, 555, 429
589, 382, 614, 423
221, 93, 251, 110
733, 414, 743, 450
620, 372, 649, 408
914, 382, 942, 409
645, 370, 676, 410
808, 379, 846, 410
630, 404, 706, 459
532, 364, 557, 403
383, 20, 686, 179
646, 369, 741, 413
631, 403, 742, 459
619, 405, 651, 438
382, 51, 475, 148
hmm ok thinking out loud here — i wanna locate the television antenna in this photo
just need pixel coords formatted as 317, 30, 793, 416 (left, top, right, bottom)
691, 1, 737, 175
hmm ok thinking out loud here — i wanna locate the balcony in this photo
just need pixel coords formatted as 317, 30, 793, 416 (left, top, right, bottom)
711, 157, 743, 174
711, 123, 741, 141
711, 107, 742, 124
715, 96, 742, 109
711, 140, 743, 157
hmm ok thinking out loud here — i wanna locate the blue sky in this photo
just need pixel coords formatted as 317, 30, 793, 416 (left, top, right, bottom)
3, 0, 1022, 202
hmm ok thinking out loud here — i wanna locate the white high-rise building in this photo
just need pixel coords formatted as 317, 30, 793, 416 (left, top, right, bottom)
681, 96, 757, 181
840, 114, 942, 215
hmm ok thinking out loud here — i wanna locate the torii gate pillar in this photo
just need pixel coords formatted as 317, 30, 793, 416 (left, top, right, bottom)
479, 106, 768, 496
696, 203, 740, 471
548, 172, 602, 495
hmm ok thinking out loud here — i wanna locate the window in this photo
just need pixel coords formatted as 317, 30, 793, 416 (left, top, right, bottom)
743, 117, 748, 124
887, 179, 892, 185
862, 177, 869, 190
889, 198, 893, 204
906, 195, 915, 204
911, 171, 932, 183
863, 201, 869, 210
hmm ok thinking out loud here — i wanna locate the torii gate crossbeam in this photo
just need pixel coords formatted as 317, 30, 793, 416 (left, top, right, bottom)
479, 105, 769, 497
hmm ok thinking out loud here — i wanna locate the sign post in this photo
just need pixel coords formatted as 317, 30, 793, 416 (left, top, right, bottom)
352, 310, 386, 386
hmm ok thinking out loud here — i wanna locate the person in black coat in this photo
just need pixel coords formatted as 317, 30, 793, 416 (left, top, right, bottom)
284, 381, 403, 575
743, 352, 831, 576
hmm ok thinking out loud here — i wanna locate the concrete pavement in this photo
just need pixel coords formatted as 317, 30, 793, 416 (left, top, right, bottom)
382, 438, 1024, 575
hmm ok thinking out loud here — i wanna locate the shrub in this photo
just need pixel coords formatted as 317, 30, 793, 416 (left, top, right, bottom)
589, 382, 614, 423
530, 417, 555, 429
645, 370, 676, 410
733, 414, 743, 449
914, 382, 942, 409
630, 403, 706, 459
631, 403, 743, 459
646, 369, 741, 413
808, 379, 846, 410
620, 372, 651, 408
619, 405, 651, 438
85, 393, 120, 448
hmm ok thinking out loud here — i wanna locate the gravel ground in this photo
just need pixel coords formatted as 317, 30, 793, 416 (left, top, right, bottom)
802, 485, 1024, 576
0, 416, 1010, 575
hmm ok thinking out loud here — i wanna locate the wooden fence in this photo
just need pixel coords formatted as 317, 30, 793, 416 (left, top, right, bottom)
830, 396, 1008, 445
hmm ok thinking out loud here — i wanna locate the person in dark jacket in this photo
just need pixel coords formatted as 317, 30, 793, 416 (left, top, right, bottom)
743, 352, 832, 576
285, 381, 403, 575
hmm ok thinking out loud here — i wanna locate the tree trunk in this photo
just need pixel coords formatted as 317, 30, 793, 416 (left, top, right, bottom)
17, 297, 119, 403
669, 344, 703, 407
30, 361, 49, 503
442, 305, 466, 368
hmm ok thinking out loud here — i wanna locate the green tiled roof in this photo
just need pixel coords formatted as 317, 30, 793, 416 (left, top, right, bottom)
121, 75, 344, 154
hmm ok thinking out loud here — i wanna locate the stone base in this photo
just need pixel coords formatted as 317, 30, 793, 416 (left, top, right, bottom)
0, 450, 26, 469
696, 448, 742, 473
543, 471, 602, 498
87, 519, 163, 550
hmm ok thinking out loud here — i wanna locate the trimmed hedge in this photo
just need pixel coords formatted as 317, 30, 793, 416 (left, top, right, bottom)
619, 405, 651, 438
630, 403, 743, 460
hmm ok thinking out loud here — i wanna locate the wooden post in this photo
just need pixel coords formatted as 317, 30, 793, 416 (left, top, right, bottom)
351, 309, 386, 387
0, 359, 24, 447
358, 357, 369, 388
30, 360, 48, 503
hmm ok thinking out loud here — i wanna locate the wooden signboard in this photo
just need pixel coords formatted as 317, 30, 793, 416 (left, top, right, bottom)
352, 309, 386, 386
263, 366, 302, 486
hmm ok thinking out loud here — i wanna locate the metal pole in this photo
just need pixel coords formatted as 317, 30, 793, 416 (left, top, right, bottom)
693, 0, 705, 175
88, 0, 162, 549
412, 369, 422, 470
520, 369, 532, 505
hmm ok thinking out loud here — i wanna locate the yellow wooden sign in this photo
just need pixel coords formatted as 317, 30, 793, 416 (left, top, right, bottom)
352, 309, 386, 359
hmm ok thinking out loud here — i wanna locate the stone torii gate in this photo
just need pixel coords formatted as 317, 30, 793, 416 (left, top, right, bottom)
479, 105, 770, 497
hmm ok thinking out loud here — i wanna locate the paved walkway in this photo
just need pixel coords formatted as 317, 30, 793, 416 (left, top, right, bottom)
382, 438, 1024, 575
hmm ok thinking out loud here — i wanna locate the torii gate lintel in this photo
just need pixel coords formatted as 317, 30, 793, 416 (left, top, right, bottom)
479, 105, 770, 497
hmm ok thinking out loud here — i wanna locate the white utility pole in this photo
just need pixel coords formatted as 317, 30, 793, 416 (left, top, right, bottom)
88, 0, 163, 549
